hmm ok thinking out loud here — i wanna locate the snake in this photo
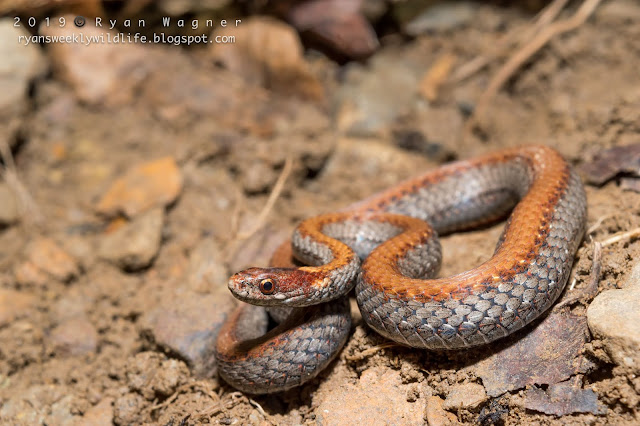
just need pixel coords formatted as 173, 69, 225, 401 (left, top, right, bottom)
215, 145, 587, 394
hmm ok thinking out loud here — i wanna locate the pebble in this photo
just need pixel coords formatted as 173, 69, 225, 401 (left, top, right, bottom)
426, 396, 458, 425
587, 262, 640, 373
41, 16, 151, 105
0, 18, 46, 117
0, 289, 35, 327
139, 289, 235, 378
314, 367, 427, 425
443, 383, 487, 411
96, 157, 182, 218
98, 207, 164, 271
25, 237, 79, 282
0, 183, 19, 225
48, 316, 98, 356
76, 397, 114, 426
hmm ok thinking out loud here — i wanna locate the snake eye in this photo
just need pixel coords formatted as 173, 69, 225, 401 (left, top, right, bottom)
259, 278, 276, 295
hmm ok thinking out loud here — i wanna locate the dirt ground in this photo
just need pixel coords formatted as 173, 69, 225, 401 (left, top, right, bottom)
1, 0, 640, 425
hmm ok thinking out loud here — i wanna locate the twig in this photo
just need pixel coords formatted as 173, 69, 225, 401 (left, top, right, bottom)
468, 0, 603, 127
599, 227, 640, 247
555, 242, 601, 309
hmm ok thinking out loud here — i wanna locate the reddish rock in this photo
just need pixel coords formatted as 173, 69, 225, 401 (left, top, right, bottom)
96, 157, 182, 218
426, 396, 458, 426
26, 237, 79, 282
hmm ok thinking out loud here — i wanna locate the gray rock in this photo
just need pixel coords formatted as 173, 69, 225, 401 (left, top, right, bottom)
587, 262, 640, 373
333, 51, 426, 136
99, 208, 164, 271
139, 289, 235, 378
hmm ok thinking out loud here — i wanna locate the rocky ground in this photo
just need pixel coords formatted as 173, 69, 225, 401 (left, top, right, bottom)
1, 0, 640, 424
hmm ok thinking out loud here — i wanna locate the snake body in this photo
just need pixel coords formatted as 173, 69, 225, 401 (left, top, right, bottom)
216, 145, 587, 393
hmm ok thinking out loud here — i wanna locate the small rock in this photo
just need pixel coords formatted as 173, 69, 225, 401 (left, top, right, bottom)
426, 395, 458, 426
126, 352, 189, 400
76, 397, 114, 426
288, 0, 379, 60
402, 2, 477, 36
25, 237, 79, 282
96, 157, 182, 218
0, 289, 35, 327
187, 238, 228, 293
315, 367, 427, 425
524, 380, 604, 416
113, 393, 147, 426
41, 17, 151, 105
0, 183, 19, 225
139, 289, 234, 378
443, 383, 487, 411
98, 208, 164, 271
0, 18, 46, 117
587, 262, 640, 373
48, 316, 98, 356
211, 17, 324, 101
334, 52, 427, 135
14, 260, 48, 287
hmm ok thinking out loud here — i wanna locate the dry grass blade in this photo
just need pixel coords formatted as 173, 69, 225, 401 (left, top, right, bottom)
468, 0, 603, 127
236, 155, 294, 241
599, 228, 640, 247
451, 0, 570, 84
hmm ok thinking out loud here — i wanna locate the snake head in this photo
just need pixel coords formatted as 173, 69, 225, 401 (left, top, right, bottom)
228, 267, 312, 306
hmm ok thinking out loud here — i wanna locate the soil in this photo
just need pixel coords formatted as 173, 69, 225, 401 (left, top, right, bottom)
1, 1, 640, 425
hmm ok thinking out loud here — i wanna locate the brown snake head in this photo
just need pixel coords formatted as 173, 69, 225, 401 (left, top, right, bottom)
228, 267, 316, 306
